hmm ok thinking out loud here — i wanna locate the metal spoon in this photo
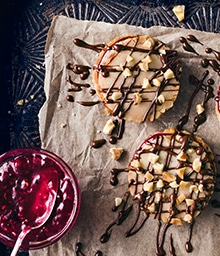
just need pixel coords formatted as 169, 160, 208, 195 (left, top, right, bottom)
10, 168, 59, 256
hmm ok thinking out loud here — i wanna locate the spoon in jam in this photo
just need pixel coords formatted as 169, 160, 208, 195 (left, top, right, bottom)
10, 168, 59, 256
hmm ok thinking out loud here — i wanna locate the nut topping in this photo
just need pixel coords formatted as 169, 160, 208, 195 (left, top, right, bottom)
103, 119, 116, 135
128, 129, 216, 226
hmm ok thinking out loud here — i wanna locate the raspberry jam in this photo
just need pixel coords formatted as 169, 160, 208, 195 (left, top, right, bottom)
0, 148, 80, 250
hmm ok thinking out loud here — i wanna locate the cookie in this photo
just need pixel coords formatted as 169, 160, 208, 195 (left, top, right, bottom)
128, 128, 216, 226
93, 35, 182, 123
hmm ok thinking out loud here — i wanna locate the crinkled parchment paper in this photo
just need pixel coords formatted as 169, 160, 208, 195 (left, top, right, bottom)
35, 16, 220, 256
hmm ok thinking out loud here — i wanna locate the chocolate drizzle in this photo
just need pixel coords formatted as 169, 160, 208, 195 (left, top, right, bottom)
180, 34, 220, 76
201, 58, 220, 75
186, 34, 203, 45
127, 128, 215, 254
169, 234, 176, 256
100, 192, 133, 243
75, 242, 86, 256
110, 168, 125, 186
156, 221, 170, 256
73, 38, 105, 53
67, 63, 91, 80
177, 70, 214, 132
75, 242, 103, 256
91, 139, 106, 148
67, 75, 90, 91
205, 47, 220, 61
185, 222, 194, 253
94, 35, 181, 122
179, 36, 199, 55
77, 100, 100, 106
125, 206, 149, 237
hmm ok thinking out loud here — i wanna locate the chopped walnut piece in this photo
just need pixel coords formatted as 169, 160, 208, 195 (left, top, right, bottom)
122, 67, 132, 77
185, 199, 194, 207
148, 203, 155, 212
153, 162, 164, 174
179, 181, 190, 189
192, 158, 202, 172
112, 91, 123, 101
130, 159, 141, 168
142, 55, 152, 64
172, 5, 185, 22
152, 78, 161, 87
142, 78, 151, 89
170, 181, 179, 188
126, 55, 134, 63
156, 179, 164, 188
143, 181, 154, 192
162, 172, 176, 182
157, 94, 165, 104
189, 185, 198, 194
176, 193, 186, 204
148, 153, 160, 164
145, 171, 154, 181
164, 68, 175, 80
115, 197, 123, 207
170, 218, 183, 226
177, 151, 187, 161
138, 62, 149, 72
103, 119, 116, 135
183, 214, 193, 223
175, 167, 186, 180
143, 37, 155, 50
133, 93, 142, 104
109, 147, 124, 160
196, 103, 205, 114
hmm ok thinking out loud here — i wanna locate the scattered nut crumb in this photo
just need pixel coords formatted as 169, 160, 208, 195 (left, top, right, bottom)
196, 103, 205, 114
109, 147, 123, 160
60, 123, 67, 128
17, 99, 25, 106
172, 5, 185, 22
115, 197, 123, 207
103, 119, 116, 135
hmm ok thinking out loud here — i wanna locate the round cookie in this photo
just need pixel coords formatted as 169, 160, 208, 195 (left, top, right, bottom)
128, 128, 216, 226
93, 35, 182, 123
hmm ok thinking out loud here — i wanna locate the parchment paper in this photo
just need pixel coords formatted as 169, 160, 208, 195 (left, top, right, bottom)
35, 16, 220, 255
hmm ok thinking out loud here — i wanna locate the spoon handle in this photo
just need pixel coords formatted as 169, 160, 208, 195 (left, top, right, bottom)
10, 227, 31, 256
